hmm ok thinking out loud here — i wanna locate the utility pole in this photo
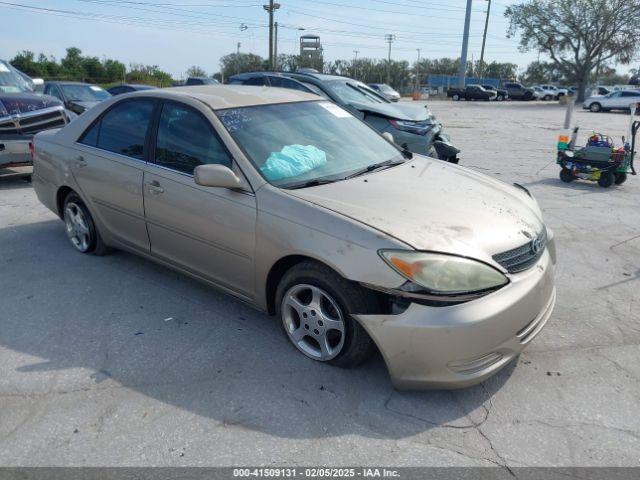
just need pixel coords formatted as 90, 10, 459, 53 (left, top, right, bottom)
458, 0, 472, 88
353, 49, 359, 78
236, 42, 241, 75
263, 1, 280, 70
416, 48, 421, 90
478, 0, 491, 81
385, 34, 395, 85
274, 22, 279, 70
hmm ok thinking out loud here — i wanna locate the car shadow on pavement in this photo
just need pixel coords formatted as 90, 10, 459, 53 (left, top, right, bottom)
0, 219, 516, 440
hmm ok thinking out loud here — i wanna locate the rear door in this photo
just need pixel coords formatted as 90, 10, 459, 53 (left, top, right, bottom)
72, 98, 156, 252
142, 100, 257, 298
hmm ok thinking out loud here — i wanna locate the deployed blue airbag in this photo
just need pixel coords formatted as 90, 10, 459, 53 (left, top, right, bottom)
260, 144, 327, 181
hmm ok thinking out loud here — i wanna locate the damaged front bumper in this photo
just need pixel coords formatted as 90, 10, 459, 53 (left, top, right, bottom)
354, 234, 557, 390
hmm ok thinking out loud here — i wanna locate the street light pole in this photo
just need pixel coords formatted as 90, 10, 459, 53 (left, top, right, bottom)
263, 1, 280, 70
274, 22, 278, 70
458, 0, 473, 88
478, 0, 492, 81
236, 42, 241, 75
385, 34, 395, 85
353, 49, 359, 78
416, 48, 421, 90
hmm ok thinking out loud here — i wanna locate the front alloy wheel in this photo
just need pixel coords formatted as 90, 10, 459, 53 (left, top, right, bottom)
281, 284, 345, 361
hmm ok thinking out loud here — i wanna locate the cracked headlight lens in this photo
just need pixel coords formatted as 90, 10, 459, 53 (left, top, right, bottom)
379, 250, 508, 295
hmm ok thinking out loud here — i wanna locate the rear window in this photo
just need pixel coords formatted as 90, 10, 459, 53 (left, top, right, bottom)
79, 99, 155, 159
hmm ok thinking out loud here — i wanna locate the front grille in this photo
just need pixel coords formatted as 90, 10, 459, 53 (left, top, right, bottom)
493, 228, 547, 273
0, 106, 67, 137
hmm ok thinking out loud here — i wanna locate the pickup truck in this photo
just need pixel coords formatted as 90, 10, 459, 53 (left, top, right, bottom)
447, 84, 496, 101
502, 82, 535, 101
0, 60, 70, 168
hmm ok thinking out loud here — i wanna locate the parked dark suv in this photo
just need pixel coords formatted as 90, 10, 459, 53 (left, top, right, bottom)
229, 71, 460, 162
502, 82, 535, 101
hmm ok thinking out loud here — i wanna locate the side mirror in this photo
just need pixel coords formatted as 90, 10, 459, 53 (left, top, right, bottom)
194, 164, 242, 189
382, 132, 394, 143
32, 78, 44, 93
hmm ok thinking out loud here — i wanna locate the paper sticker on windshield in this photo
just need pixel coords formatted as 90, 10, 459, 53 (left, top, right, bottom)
89, 86, 102, 91
319, 101, 351, 118
0, 63, 9, 73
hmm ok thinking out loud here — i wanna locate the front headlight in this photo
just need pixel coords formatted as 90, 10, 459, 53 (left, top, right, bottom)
379, 250, 508, 295
389, 119, 434, 136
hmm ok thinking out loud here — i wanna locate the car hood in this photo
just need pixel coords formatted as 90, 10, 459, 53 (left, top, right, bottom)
350, 100, 430, 121
0, 92, 62, 116
286, 156, 544, 264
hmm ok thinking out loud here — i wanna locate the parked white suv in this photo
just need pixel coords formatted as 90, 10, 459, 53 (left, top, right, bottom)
536, 85, 568, 100
583, 90, 640, 112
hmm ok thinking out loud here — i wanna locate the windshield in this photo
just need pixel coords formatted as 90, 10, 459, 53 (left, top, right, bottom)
327, 80, 389, 105
61, 84, 110, 102
0, 61, 34, 93
217, 101, 403, 188
379, 84, 396, 93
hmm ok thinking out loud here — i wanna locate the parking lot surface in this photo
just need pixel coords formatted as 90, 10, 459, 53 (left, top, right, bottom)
1, 101, 639, 468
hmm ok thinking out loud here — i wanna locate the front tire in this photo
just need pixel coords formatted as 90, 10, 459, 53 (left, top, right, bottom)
590, 102, 602, 112
452, 94, 460, 101
544, 94, 552, 101
560, 168, 574, 183
496, 94, 504, 101
598, 171, 614, 188
275, 261, 377, 368
63, 192, 109, 255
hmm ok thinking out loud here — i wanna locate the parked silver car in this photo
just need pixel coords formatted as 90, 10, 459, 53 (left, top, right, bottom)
32, 86, 556, 389
583, 90, 640, 112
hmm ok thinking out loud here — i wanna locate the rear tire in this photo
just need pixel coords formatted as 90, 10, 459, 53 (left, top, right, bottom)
275, 261, 377, 368
63, 192, 109, 255
544, 95, 552, 101
614, 172, 628, 185
496, 95, 504, 101
560, 168, 574, 183
598, 171, 615, 188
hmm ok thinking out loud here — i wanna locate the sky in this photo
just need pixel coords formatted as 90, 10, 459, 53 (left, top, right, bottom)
0, 0, 541, 79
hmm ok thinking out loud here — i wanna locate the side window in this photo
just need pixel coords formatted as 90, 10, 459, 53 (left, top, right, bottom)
244, 76, 267, 86
47, 85, 63, 100
96, 99, 155, 159
155, 102, 231, 175
622, 92, 638, 97
279, 78, 311, 92
79, 120, 100, 147
109, 86, 123, 95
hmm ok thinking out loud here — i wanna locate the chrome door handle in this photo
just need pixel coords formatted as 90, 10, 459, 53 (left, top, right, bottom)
145, 180, 164, 194
76, 156, 87, 168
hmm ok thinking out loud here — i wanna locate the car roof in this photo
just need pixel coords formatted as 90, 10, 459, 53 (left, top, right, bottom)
287, 72, 350, 82
228, 71, 284, 80
45, 81, 93, 86
143, 85, 319, 109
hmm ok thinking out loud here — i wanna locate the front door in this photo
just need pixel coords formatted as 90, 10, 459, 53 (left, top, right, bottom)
71, 98, 156, 252
142, 100, 257, 298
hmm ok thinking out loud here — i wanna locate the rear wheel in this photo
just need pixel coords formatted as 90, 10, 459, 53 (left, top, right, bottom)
598, 171, 615, 188
589, 102, 602, 112
614, 172, 628, 185
544, 94, 552, 101
276, 261, 377, 367
496, 94, 504, 101
560, 168, 575, 183
63, 192, 109, 255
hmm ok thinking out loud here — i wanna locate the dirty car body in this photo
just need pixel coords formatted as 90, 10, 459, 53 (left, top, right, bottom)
0, 60, 69, 168
32, 86, 556, 389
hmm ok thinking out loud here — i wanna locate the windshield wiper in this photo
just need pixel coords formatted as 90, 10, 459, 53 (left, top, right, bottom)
344, 159, 406, 180
286, 178, 338, 190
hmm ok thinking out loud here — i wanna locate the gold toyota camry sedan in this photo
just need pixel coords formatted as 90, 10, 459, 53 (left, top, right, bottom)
32, 86, 556, 389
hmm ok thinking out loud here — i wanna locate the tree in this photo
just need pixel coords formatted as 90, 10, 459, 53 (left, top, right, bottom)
218, 52, 265, 80
506, 0, 640, 101
186, 65, 207, 78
